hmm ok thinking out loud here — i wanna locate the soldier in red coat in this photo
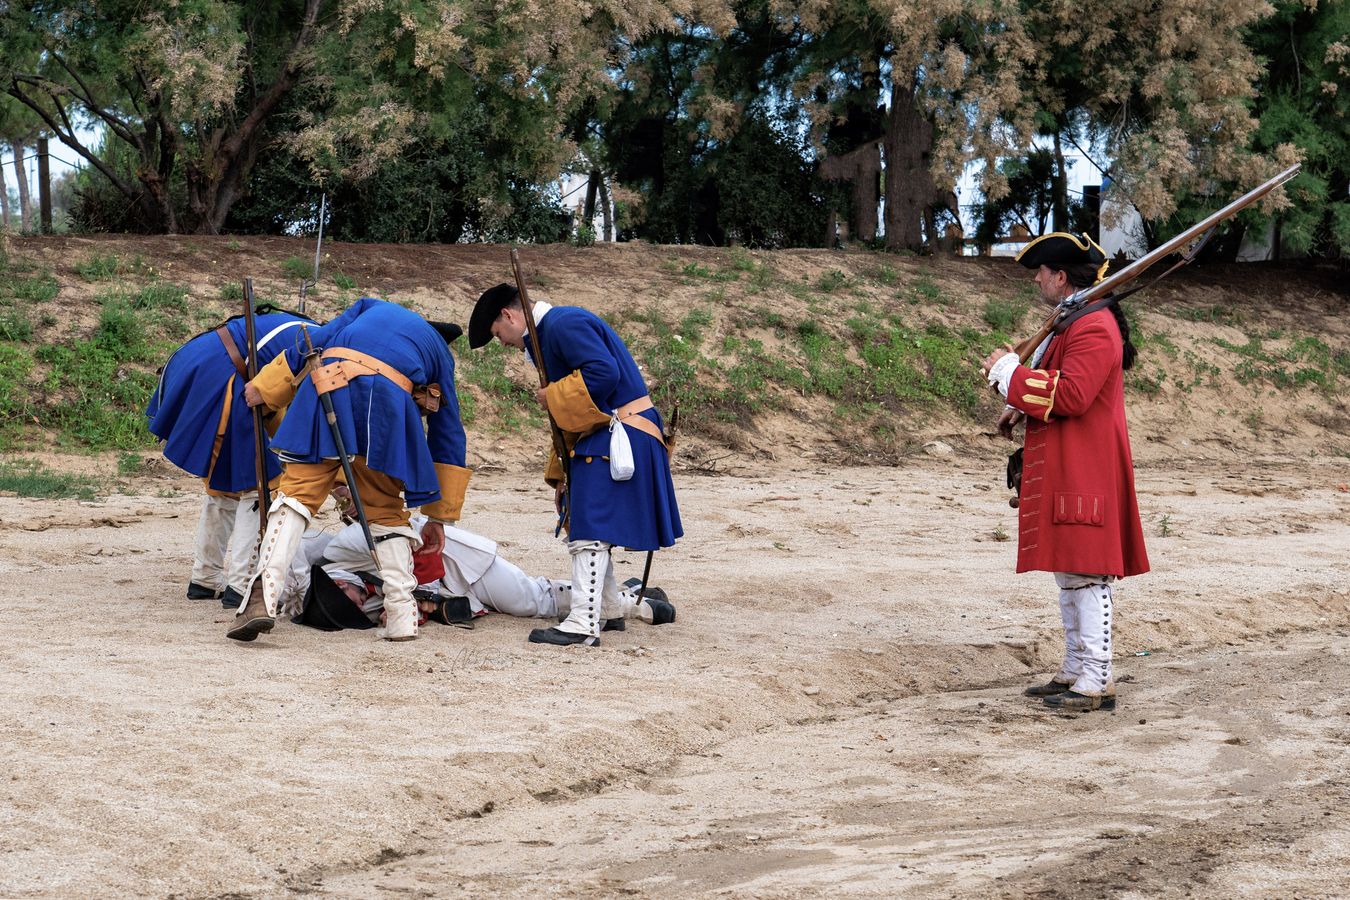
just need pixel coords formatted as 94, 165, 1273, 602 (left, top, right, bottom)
981, 233, 1149, 711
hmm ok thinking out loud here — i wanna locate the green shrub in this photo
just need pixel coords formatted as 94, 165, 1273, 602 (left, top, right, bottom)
220, 282, 244, 301
333, 272, 356, 290
134, 281, 188, 310
982, 295, 1031, 334
816, 269, 847, 292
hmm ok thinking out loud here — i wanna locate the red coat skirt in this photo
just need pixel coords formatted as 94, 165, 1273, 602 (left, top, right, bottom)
1007, 309, 1149, 577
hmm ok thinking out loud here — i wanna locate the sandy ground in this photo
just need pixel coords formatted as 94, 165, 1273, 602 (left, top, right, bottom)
2, 453, 1349, 898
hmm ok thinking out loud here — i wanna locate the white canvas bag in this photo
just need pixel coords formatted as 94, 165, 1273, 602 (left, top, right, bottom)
608, 414, 635, 481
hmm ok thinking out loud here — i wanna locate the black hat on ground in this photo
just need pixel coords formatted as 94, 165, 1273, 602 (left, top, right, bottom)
468, 283, 519, 349
293, 565, 376, 631
429, 321, 463, 345
1015, 232, 1109, 283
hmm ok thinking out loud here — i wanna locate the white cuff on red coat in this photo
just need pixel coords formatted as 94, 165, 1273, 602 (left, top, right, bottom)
987, 352, 1019, 398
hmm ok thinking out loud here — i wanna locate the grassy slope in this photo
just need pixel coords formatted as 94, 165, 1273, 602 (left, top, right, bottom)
1, 233, 1347, 493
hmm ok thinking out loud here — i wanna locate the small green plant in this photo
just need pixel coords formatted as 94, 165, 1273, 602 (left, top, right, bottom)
282, 256, 312, 280
225, 239, 244, 252
992, 523, 1010, 542
1159, 514, 1172, 537
573, 223, 596, 247
0, 307, 33, 342
982, 295, 1030, 334
332, 272, 356, 290
220, 282, 244, 302
867, 265, 899, 286
135, 282, 188, 311
816, 269, 847, 292
75, 254, 123, 281
681, 261, 713, 279
910, 275, 943, 305
12, 273, 59, 302
117, 452, 147, 476
0, 459, 102, 500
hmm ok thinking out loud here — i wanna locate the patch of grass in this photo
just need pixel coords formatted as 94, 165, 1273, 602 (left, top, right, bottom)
982, 295, 1030, 334
909, 275, 944, 305
1214, 333, 1347, 390
1129, 367, 1167, 396
282, 256, 312, 280
225, 238, 244, 252
117, 452, 149, 476
220, 282, 244, 302
0, 307, 33, 342
816, 269, 848, 292
1170, 304, 1241, 326
452, 341, 538, 428
0, 344, 36, 440
75, 254, 123, 281
866, 265, 899, 286
0, 459, 102, 500
333, 272, 356, 290
134, 281, 189, 311
12, 272, 59, 302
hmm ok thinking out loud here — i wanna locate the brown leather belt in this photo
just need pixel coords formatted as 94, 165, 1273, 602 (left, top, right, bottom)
309, 347, 442, 414
612, 395, 668, 451
215, 326, 248, 379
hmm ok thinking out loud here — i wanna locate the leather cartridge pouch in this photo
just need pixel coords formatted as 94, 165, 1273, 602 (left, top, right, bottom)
1006, 447, 1024, 509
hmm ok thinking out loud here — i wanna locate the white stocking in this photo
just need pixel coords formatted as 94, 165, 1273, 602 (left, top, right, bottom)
240, 494, 310, 618
190, 494, 238, 590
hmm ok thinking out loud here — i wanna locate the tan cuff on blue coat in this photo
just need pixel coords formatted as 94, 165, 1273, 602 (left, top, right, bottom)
545, 371, 610, 433
420, 463, 471, 522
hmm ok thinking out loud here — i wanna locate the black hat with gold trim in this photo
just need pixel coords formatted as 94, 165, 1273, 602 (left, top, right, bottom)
1015, 232, 1109, 283
468, 283, 519, 349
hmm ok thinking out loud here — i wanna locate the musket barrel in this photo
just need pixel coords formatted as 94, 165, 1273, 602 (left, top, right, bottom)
1078, 163, 1301, 306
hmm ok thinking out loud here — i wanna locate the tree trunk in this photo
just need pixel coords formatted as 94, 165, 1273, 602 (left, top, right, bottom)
853, 142, 880, 242
1052, 131, 1068, 232
582, 168, 600, 231
0, 156, 10, 229
11, 140, 31, 232
598, 175, 613, 241
883, 79, 932, 253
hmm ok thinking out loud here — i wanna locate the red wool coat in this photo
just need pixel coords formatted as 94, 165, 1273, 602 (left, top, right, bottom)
1007, 308, 1150, 577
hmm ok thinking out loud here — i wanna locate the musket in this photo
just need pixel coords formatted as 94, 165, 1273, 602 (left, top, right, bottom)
1009, 163, 1301, 364
242, 277, 270, 540
298, 193, 326, 316
510, 247, 572, 536
297, 323, 383, 583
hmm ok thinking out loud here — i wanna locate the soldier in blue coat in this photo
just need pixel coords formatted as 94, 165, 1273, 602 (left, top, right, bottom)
226, 298, 472, 643
468, 283, 682, 647
147, 308, 311, 607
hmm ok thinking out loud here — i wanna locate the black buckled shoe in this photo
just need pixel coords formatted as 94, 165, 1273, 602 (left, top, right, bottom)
187, 581, 221, 601
220, 586, 244, 609
1043, 690, 1116, 711
528, 627, 599, 647
1024, 678, 1074, 697
429, 596, 475, 629
602, 618, 626, 632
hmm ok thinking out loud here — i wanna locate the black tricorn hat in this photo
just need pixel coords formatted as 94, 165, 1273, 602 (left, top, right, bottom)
292, 565, 376, 631
468, 283, 519, 349
1015, 232, 1109, 283
429, 321, 463, 345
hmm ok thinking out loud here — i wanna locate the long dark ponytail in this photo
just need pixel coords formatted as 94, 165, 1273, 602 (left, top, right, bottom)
1056, 263, 1137, 371
1108, 299, 1136, 371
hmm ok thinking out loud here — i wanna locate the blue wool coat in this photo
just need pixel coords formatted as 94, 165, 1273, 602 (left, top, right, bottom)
268, 298, 466, 508
147, 311, 310, 492
535, 305, 682, 551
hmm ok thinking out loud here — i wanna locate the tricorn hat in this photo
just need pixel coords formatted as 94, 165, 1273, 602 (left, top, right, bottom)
468, 283, 519, 349
429, 321, 463, 345
1015, 232, 1109, 283
292, 565, 376, 631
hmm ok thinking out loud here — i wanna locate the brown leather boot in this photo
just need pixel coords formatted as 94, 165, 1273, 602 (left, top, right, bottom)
226, 582, 275, 642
